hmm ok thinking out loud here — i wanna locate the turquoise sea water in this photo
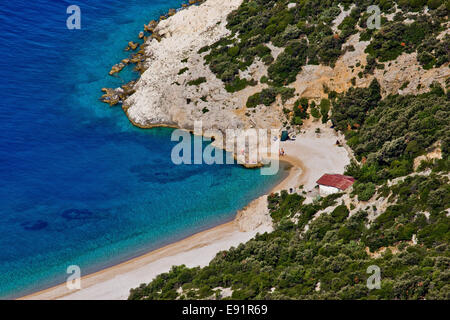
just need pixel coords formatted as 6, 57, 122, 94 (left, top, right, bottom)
0, 1, 286, 298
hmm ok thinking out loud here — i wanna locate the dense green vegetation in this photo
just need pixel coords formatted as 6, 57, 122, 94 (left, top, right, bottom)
129, 79, 449, 301
197, 0, 448, 107
267, 40, 308, 86
365, 173, 449, 250
129, 170, 449, 300
364, 14, 448, 67
332, 80, 449, 182
127, 0, 449, 301
352, 182, 376, 201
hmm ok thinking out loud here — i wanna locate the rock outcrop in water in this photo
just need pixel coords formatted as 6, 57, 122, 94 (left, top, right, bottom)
101, 81, 136, 106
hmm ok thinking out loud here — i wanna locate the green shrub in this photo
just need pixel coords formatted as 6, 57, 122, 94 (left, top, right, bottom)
278, 87, 295, 103
311, 107, 320, 118
291, 98, 309, 124
227, 46, 240, 57
331, 205, 350, 223
225, 77, 256, 93
178, 67, 189, 75
246, 88, 277, 108
187, 77, 207, 86
319, 98, 331, 123
354, 182, 376, 201
247, 86, 295, 108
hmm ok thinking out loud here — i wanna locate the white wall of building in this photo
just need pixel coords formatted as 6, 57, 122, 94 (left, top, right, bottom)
319, 185, 340, 196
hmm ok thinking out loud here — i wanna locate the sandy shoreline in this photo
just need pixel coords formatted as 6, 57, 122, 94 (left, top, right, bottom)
20, 120, 349, 300
19, 221, 248, 300
19, 158, 298, 300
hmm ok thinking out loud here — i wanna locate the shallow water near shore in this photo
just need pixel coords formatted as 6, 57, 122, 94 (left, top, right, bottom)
0, 0, 286, 298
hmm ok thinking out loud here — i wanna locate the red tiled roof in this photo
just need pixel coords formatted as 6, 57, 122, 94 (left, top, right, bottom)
316, 174, 355, 190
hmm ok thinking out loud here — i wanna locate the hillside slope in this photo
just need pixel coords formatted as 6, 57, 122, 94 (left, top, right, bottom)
124, 0, 449, 300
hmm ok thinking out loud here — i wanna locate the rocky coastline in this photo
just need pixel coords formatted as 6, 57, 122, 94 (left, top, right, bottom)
101, 0, 207, 107
100, 0, 449, 164
101, 0, 276, 167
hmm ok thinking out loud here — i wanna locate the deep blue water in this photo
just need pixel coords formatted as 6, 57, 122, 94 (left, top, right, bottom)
0, 0, 287, 299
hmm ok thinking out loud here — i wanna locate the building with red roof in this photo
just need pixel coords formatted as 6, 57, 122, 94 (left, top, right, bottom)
316, 174, 355, 196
